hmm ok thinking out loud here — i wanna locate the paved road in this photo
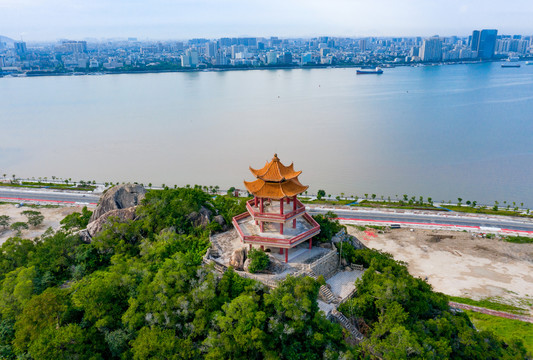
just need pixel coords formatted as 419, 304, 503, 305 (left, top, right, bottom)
2, 188, 533, 233
308, 207, 533, 233
0, 189, 100, 204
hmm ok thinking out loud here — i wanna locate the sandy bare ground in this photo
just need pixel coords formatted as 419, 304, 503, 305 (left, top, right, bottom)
346, 226, 533, 312
0, 204, 82, 244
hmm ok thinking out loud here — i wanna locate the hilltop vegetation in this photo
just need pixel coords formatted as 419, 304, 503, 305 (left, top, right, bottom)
0, 188, 529, 359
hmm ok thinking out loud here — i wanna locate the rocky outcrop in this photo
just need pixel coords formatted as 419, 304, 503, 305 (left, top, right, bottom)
229, 247, 247, 270
243, 258, 252, 273
81, 184, 145, 241
89, 183, 146, 223
213, 215, 226, 227
86, 207, 137, 237
186, 206, 213, 228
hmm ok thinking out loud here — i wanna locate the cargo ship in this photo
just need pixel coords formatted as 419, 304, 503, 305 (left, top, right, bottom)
501, 63, 520, 68
356, 67, 383, 74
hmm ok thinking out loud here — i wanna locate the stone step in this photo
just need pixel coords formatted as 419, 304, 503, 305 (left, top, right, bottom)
331, 309, 364, 342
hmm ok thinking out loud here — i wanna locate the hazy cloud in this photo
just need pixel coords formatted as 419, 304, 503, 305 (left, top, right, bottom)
1, 0, 532, 41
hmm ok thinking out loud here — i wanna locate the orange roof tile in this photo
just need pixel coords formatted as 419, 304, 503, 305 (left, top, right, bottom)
249, 154, 302, 182
244, 177, 308, 200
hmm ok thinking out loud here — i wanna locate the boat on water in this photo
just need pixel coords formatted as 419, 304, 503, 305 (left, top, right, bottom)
526, 61, 532, 65
501, 63, 521, 68
356, 67, 383, 74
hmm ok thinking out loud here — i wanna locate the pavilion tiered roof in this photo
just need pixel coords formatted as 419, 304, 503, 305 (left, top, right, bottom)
244, 154, 308, 200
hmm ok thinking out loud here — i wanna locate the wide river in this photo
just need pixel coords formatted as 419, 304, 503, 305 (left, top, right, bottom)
1, 62, 533, 206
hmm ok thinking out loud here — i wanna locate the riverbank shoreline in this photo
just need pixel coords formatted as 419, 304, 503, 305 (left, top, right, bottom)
1, 58, 517, 79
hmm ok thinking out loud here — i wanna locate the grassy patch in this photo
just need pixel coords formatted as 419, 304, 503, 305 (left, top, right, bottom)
0, 182, 95, 191
503, 236, 533, 244
464, 310, 533, 355
443, 205, 532, 218
350, 200, 444, 211
449, 296, 529, 315
299, 198, 354, 206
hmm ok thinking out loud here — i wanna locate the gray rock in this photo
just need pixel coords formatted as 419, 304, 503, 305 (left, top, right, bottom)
340, 257, 348, 267
87, 207, 137, 237
186, 206, 213, 228
90, 183, 146, 222
319, 242, 333, 249
229, 247, 247, 270
213, 215, 226, 227
243, 258, 252, 272
79, 229, 92, 243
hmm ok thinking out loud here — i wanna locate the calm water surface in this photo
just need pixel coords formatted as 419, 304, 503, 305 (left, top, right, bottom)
1, 63, 533, 205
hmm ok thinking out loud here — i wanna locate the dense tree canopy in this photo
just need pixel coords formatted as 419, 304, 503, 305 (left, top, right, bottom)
0, 187, 528, 359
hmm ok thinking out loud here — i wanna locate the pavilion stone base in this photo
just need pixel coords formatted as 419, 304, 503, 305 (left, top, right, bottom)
207, 228, 334, 279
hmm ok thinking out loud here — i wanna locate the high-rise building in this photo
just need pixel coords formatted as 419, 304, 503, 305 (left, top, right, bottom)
358, 39, 367, 52
419, 37, 442, 62
470, 29, 497, 59
301, 53, 313, 65
266, 51, 277, 65
477, 30, 497, 59
14, 41, 27, 57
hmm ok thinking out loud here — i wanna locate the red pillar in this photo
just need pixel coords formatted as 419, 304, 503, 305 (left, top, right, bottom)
254, 196, 257, 207
309, 239, 312, 249
280, 223, 284, 235
293, 195, 297, 210
280, 199, 284, 215
293, 219, 296, 228
249, 244, 252, 250
260, 221, 264, 232
260, 198, 264, 214
260, 245, 264, 251
285, 248, 288, 263
279, 248, 284, 254
287, 197, 291, 204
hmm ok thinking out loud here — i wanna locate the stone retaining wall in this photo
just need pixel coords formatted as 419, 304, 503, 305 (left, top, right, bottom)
309, 249, 339, 279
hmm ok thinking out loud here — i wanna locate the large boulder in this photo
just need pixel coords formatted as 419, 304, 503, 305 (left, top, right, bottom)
186, 206, 213, 228
229, 247, 247, 270
90, 183, 146, 223
86, 207, 138, 237
243, 258, 252, 273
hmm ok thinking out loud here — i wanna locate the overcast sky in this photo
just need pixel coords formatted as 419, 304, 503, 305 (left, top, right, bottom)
1, 0, 532, 41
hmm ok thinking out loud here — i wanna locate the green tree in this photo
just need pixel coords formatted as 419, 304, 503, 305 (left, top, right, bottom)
60, 206, 93, 230
0, 237, 35, 280
21, 210, 44, 228
457, 198, 462, 206
0, 266, 37, 319
13, 287, 71, 352
372, 194, 376, 200
0, 215, 10, 230
317, 189, 326, 200
27, 324, 93, 360
131, 327, 182, 360
204, 294, 267, 359
312, 212, 344, 243
10, 222, 28, 236
247, 248, 270, 274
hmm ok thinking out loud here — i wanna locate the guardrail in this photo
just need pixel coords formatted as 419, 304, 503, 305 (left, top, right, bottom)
245, 198, 307, 221
232, 211, 321, 247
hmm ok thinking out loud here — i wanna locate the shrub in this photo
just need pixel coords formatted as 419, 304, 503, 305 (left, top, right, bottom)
247, 248, 270, 274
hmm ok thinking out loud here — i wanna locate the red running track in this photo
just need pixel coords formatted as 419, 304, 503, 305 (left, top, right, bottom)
0, 196, 97, 205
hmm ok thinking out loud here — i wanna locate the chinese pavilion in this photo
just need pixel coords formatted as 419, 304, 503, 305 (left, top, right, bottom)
232, 154, 320, 262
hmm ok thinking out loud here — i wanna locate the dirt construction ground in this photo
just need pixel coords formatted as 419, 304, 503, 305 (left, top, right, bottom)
0, 204, 82, 244
346, 226, 533, 312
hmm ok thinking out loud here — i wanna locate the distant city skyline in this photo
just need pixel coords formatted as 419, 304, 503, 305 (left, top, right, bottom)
1, 0, 532, 41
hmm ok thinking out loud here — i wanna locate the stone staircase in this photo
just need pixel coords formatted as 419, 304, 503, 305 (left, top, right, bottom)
306, 270, 339, 304
331, 309, 364, 343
